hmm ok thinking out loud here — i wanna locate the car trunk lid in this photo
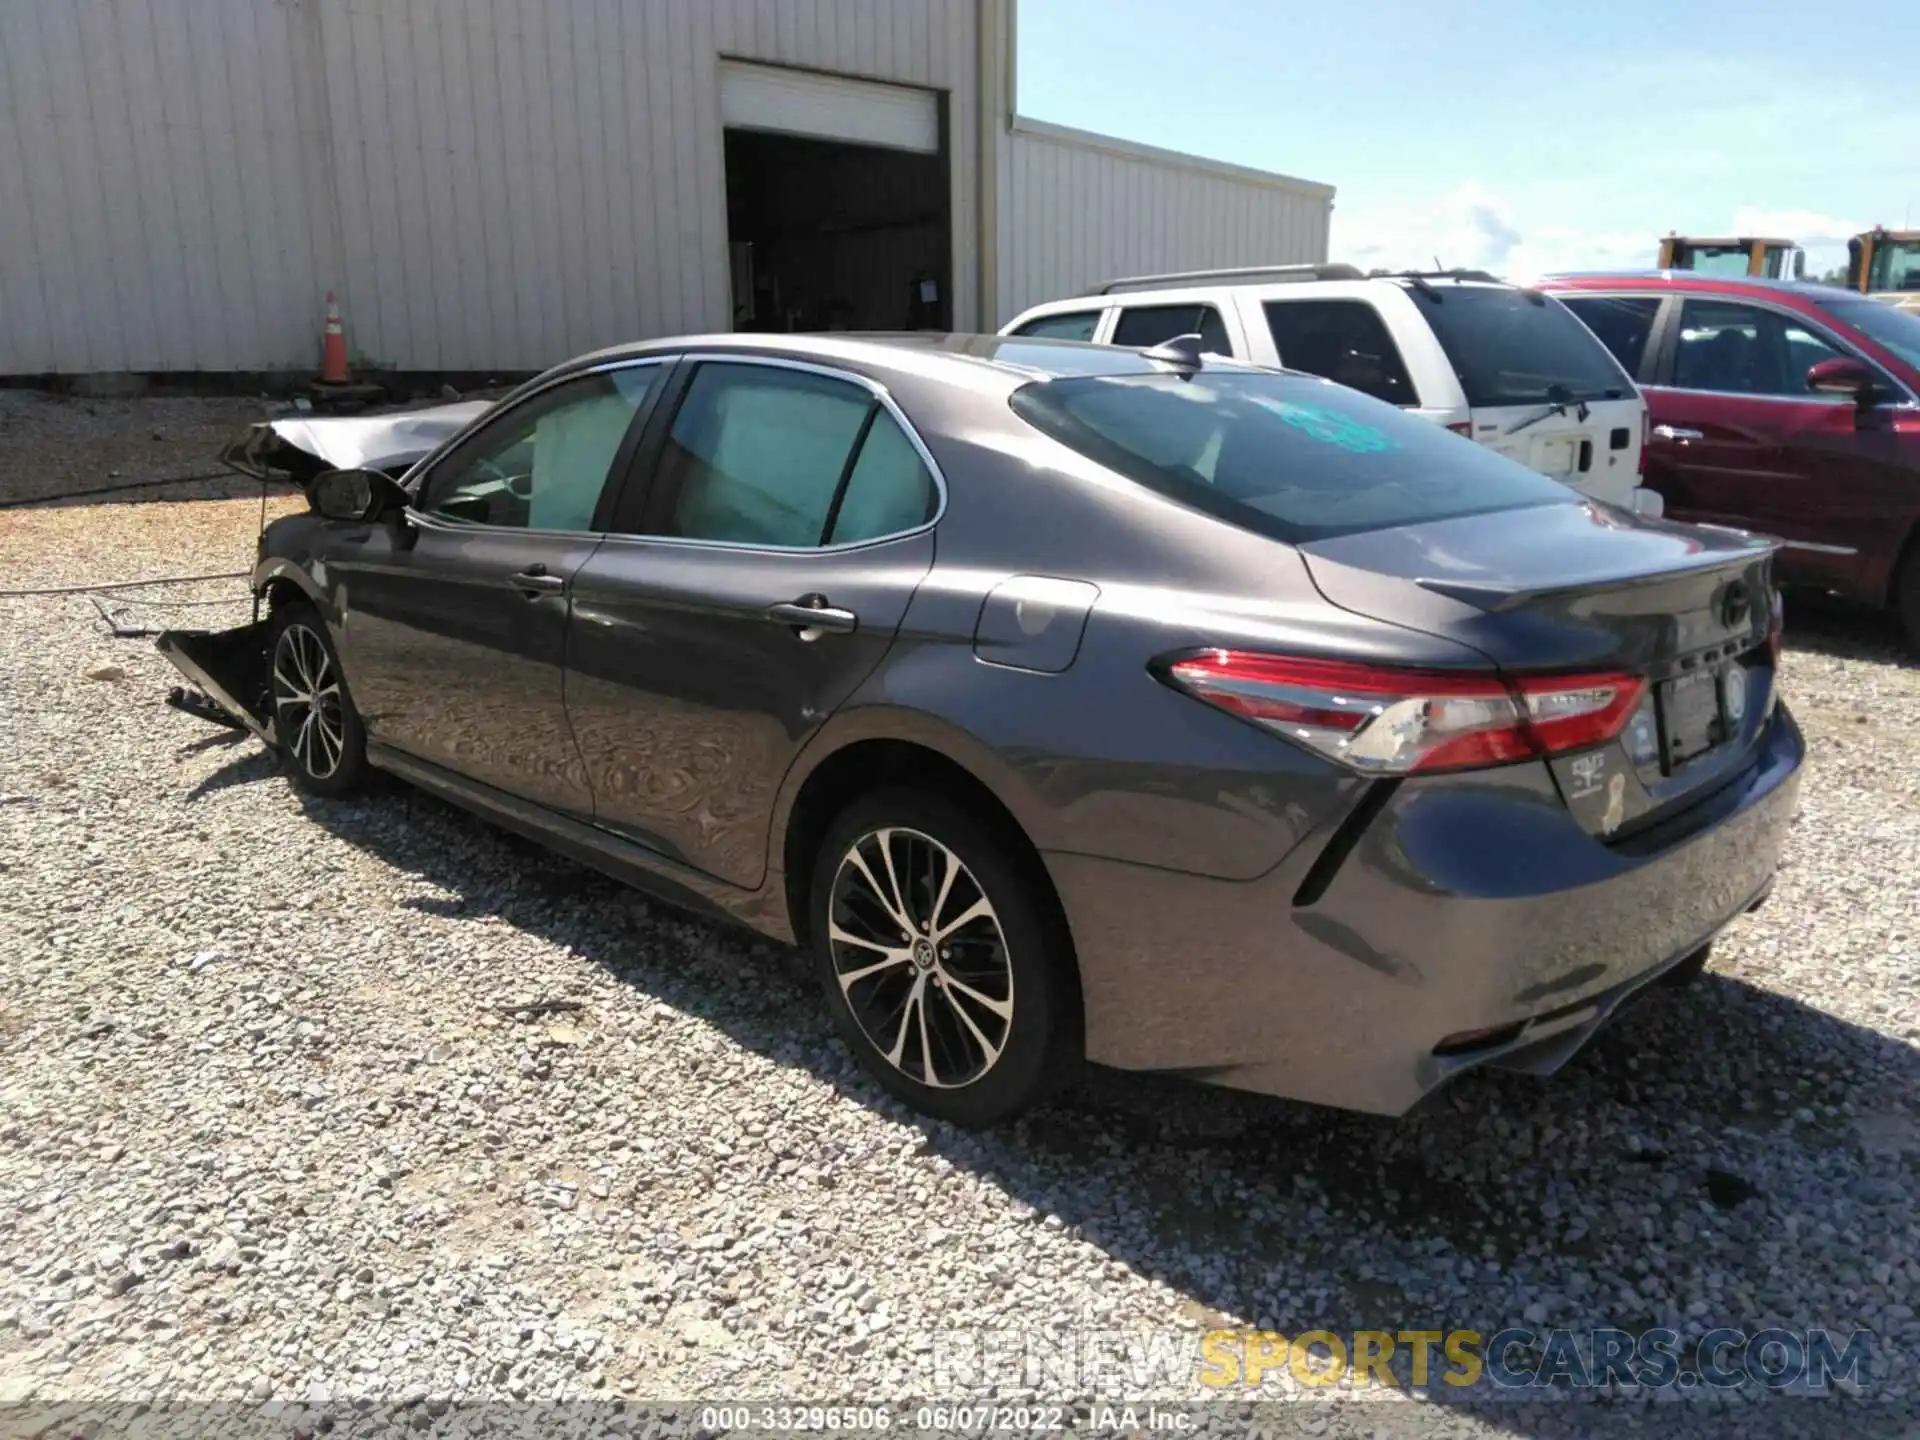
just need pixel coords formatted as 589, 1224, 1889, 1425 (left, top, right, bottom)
1299, 501, 1780, 836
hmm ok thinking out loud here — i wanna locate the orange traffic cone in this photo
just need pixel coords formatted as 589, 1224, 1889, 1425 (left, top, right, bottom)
319, 291, 350, 384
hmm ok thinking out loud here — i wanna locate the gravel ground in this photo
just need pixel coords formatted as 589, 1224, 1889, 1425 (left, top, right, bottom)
0, 391, 273, 509
2, 457, 1917, 1434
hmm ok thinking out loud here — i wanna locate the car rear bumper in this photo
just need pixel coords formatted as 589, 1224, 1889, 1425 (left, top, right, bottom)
1045, 703, 1803, 1115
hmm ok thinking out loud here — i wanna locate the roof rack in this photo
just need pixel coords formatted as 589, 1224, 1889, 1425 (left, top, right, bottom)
1369, 268, 1504, 284
1081, 262, 1365, 295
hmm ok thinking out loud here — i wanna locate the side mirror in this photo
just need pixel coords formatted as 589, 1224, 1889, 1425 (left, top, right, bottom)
310, 467, 410, 522
1805, 356, 1881, 404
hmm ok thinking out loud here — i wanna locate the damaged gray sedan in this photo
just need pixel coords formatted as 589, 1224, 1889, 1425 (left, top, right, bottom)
162, 332, 1801, 1127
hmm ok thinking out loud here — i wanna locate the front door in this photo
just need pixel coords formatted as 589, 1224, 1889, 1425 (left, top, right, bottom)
335, 363, 664, 814
1644, 297, 1897, 596
564, 357, 940, 888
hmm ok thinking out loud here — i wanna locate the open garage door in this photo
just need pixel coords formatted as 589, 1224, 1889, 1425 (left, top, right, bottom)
720, 62, 950, 333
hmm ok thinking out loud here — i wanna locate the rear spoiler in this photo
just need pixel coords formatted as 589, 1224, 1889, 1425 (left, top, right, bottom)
1417, 527, 1780, 612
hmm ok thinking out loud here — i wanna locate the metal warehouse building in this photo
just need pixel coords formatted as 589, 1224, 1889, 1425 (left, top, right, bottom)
0, 0, 1334, 377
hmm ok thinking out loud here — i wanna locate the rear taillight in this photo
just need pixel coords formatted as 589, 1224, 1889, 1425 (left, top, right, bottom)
1768, 588, 1784, 662
1162, 651, 1646, 775
1446, 421, 1473, 438
1638, 411, 1649, 474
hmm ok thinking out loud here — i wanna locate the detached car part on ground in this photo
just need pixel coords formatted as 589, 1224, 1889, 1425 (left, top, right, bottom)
159, 332, 1801, 1127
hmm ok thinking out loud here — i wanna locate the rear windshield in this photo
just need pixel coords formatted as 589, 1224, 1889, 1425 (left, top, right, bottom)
1418, 286, 1633, 409
1011, 369, 1574, 544
1819, 299, 1920, 371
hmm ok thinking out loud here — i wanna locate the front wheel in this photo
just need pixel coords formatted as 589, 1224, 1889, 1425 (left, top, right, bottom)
810, 789, 1075, 1127
268, 603, 368, 797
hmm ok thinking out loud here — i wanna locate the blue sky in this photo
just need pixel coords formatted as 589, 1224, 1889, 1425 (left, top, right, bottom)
1016, 0, 1920, 279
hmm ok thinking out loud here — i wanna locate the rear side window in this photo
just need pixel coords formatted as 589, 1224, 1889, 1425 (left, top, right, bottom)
1558, 295, 1662, 378
1012, 370, 1570, 544
1111, 303, 1232, 355
1417, 286, 1633, 408
1013, 311, 1103, 341
1263, 299, 1417, 405
646, 363, 935, 547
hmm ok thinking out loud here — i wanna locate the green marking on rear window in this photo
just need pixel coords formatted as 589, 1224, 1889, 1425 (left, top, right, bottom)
1250, 396, 1399, 453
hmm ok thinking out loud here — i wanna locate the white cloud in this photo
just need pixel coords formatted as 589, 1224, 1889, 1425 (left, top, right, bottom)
1332, 185, 1871, 283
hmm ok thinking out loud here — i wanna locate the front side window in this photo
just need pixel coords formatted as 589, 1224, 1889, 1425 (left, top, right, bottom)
1672, 300, 1853, 398
1013, 310, 1103, 342
421, 368, 658, 530
1418, 286, 1633, 409
1558, 295, 1662, 378
1819, 299, 1920, 371
1013, 369, 1571, 544
646, 363, 935, 547
1111, 303, 1232, 355
1263, 299, 1417, 405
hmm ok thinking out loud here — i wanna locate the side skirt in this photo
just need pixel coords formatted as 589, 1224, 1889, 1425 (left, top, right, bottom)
366, 742, 795, 944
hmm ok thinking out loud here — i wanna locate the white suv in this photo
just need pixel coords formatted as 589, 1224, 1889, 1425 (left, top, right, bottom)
1002, 264, 1657, 511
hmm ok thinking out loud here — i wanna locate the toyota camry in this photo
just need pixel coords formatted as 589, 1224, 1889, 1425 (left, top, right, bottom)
160, 331, 1803, 1126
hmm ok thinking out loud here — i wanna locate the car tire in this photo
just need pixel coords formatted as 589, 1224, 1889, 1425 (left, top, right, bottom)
1658, 941, 1713, 990
1897, 551, 1920, 654
809, 788, 1077, 1127
267, 602, 368, 797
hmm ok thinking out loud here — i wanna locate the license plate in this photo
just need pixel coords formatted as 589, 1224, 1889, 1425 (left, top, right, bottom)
1534, 436, 1578, 476
1660, 669, 1725, 769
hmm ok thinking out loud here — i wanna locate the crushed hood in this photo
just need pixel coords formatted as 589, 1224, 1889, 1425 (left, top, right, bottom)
221, 400, 492, 483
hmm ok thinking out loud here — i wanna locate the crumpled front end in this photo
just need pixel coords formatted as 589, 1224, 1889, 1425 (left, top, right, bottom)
157, 620, 277, 747
220, 399, 491, 487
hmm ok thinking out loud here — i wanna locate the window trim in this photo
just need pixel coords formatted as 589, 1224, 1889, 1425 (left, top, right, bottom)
403, 357, 672, 538
1647, 293, 1916, 406
602, 352, 949, 556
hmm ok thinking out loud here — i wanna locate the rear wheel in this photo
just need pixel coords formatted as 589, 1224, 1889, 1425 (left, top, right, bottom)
1658, 941, 1714, 990
809, 789, 1074, 1127
268, 603, 367, 797
1897, 551, 1920, 654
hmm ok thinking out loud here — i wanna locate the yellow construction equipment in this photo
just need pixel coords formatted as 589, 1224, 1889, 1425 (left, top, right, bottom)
1846, 228, 1920, 313
1656, 234, 1803, 279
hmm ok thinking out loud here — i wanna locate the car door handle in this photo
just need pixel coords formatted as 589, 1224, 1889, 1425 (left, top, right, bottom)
766, 596, 858, 638
1652, 425, 1703, 442
508, 568, 568, 597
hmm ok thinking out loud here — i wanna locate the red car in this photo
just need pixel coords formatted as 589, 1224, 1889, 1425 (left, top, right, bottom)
1539, 272, 1920, 647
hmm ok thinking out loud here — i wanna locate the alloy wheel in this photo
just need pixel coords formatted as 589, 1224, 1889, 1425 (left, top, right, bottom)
828, 827, 1015, 1089
271, 622, 345, 780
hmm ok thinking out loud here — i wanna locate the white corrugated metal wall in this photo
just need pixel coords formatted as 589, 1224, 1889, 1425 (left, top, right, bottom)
0, 0, 338, 373
0, 0, 979, 374
0, 0, 1333, 375
993, 118, 1334, 325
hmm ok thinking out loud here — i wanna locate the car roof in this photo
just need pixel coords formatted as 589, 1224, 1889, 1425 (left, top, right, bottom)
545, 330, 1261, 389
1537, 271, 1843, 304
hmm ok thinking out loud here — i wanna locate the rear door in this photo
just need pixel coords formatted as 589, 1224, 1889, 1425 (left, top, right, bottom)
1417, 284, 1645, 504
337, 362, 665, 815
1642, 296, 1904, 595
563, 355, 939, 888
